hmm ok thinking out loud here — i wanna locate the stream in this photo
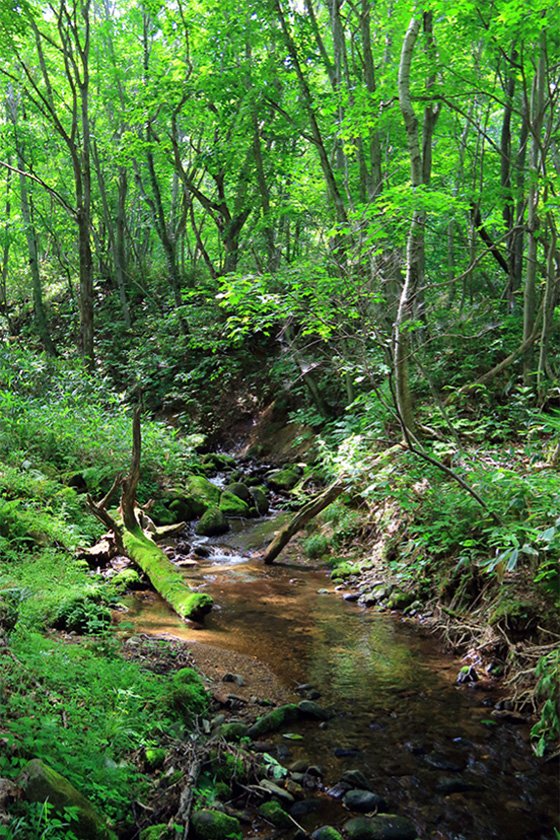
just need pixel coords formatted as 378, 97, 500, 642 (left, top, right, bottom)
124, 513, 558, 839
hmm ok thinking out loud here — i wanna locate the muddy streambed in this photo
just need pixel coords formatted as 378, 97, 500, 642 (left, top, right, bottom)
124, 515, 558, 839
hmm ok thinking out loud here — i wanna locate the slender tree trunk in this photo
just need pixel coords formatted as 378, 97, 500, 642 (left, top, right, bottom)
523, 35, 546, 385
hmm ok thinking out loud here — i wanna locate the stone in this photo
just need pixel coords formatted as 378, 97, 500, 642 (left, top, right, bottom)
20, 759, 109, 839
185, 475, 221, 511
258, 799, 293, 828
344, 814, 417, 840
435, 777, 481, 794
298, 700, 332, 721
456, 665, 478, 684
219, 491, 250, 517
386, 590, 416, 610
224, 482, 253, 504
311, 829, 344, 840
195, 507, 229, 536
257, 779, 294, 803
267, 467, 300, 492
289, 798, 323, 817
219, 722, 249, 742
191, 808, 242, 840
423, 753, 466, 772
250, 487, 269, 515
222, 673, 245, 686
247, 703, 300, 737
343, 789, 388, 813
340, 770, 373, 791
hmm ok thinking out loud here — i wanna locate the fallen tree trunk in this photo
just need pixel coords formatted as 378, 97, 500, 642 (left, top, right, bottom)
87, 406, 213, 623
262, 445, 402, 564
262, 480, 346, 565
123, 527, 213, 622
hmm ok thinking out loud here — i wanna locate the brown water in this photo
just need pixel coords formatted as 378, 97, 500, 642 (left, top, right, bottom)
125, 516, 559, 840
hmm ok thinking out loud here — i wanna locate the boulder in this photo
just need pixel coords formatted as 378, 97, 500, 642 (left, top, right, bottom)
219, 491, 250, 517
218, 722, 249, 742
195, 508, 229, 536
344, 814, 417, 840
250, 486, 269, 515
343, 789, 388, 813
224, 482, 253, 504
191, 808, 242, 840
267, 467, 301, 492
185, 475, 221, 512
19, 759, 109, 839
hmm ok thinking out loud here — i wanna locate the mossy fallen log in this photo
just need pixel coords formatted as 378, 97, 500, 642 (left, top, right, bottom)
123, 527, 213, 622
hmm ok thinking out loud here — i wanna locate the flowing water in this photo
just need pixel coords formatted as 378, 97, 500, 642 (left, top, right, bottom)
125, 514, 559, 839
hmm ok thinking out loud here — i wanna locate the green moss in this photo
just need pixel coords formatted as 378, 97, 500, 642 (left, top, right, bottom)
111, 568, 141, 593
218, 721, 249, 742
247, 703, 300, 737
195, 507, 229, 536
201, 453, 237, 472
258, 799, 293, 828
20, 759, 109, 839
330, 561, 359, 580
191, 808, 242, 840
386, 590, 416, 610
267, 467, 300, 492
140, 825, 173, 840
144, 747, 166, 771
123, 528, 213, 621
168, 667, 209, 723
209, 750, 248, 783
219, 491, 250, 517
249, 486, 269, 515
185, 475, 221, 509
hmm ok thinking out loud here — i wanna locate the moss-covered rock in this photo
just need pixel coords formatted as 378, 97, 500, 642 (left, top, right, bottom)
149, 501, 177, 526
111, 568, 142, 593
201, 453, 237, 472
343, 814, 417, 840
219, 491, 250, 517
250, 486, 269, 515
258, 799, 293, 828
144, 747, 167, 771
330, 561, 359, 581
123, 528, 213, 621
186, 475, 222, 509
195, 507, 229, 536
168, 496, 202, 522
224, 482, 253, 504
386, 590, 416, 610
168, 667, 209, 723
247, 703, 300, 737
218, 721, 249, 742
191, 809, 242, 840
20, 759, 109, 839
267, 467, 301, 492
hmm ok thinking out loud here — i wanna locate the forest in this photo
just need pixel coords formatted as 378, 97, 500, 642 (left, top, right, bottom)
0, 0, 558, 838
